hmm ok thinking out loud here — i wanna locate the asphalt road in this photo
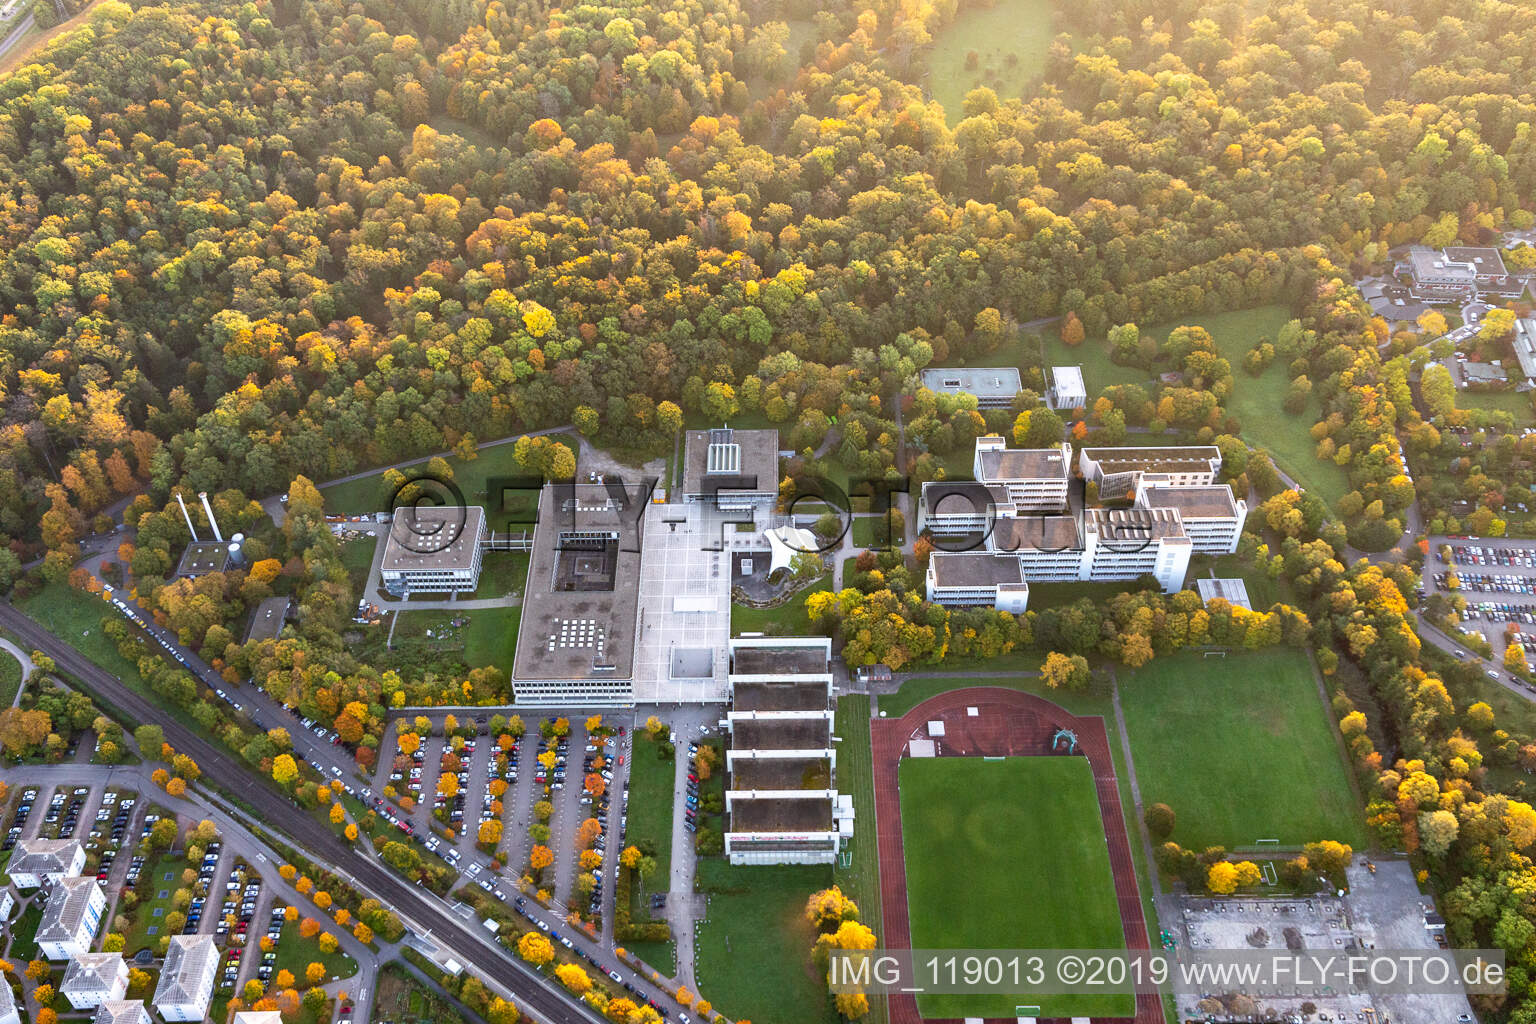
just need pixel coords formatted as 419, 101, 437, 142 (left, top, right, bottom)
0, 602, 609, 1024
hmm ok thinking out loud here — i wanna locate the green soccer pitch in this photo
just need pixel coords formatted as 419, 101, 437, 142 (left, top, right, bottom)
897, 756, 1132, 1019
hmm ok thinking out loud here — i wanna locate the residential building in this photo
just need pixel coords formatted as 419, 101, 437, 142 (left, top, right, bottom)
724, 638, 844, 866
6, 838, 86, 888
680, 427, 780, 512
0, 884, 14, 921
61, 953, 129, 1009
94, 1001, 152, 1024
35, 876, 106, 960
153, 936, 218, 1022
379, 504, 486, 595
1079, 445, 1222, 486
233, 1013, 286, 1024
1048, 365, 1087, 411
0, 979, 18, 1024
919, 367, 1022, 408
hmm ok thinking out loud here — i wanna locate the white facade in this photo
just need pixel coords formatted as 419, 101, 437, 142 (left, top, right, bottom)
233, 1013, 286, 1024
36, 877, 106, 960
1079, 445, 1221, 486
0, 885, 14, 921
61, 953, 129, 1009
975, 436, 1072, 511
6, 839, 86, 888
0, 979, 18, 1024
725, 638, 841, 866
924, 553, 1031, 611
94, 1003, 153, 1024
1049, 365, 1087, 411
379, 506, 486, 595
1133, 478, 1247, 555
152, 935, 218, 1022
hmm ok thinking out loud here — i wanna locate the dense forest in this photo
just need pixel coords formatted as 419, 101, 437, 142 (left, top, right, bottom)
8, 0, 1536, 1015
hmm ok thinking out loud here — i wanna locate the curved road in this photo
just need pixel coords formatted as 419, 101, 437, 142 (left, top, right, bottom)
0, 602, 611, 1024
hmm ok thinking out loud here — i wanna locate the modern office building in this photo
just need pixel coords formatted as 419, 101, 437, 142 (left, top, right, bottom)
1048, 365, 1087, 411
724, 638, 847, 866
919, 367, 1022, 408
680, 428, 780, 512
975, 435, 1072, 509
1133, 478, 1247, 555
511, 484, 643, 706
1079, 445, 1222, 486
379, 505, 486, 595
36, 877, 106, 960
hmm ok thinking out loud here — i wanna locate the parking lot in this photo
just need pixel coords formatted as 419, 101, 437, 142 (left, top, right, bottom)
1422, 536, 1536, 676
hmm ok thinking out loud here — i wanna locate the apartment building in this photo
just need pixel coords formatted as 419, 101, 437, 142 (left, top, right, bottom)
153, 935, 218, 1022
61, 953, 129, 1009
92, 1003, 152, 1024
36, 877, 106, 960
6, 838, 86, 888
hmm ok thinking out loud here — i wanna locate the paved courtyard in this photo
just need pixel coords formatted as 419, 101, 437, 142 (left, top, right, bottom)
631, 502, 748, 703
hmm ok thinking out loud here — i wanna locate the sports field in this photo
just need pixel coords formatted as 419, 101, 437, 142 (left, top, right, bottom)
1119, 649, 1365, 850
898, 756, 1130, 1019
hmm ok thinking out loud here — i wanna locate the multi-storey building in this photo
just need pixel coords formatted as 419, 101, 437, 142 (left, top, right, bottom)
1079, 445, 1222, 486
36, 877, 106, 960
6, 838, 86, 888
61, 953, 129, 1009
379, 505, 486, 595
153, 935, 218, 1022
723, 638, 848, 866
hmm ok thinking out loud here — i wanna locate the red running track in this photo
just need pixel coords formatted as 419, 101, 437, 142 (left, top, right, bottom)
871, 687, 1161, 1024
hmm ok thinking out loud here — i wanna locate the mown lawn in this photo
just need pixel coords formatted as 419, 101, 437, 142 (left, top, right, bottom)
832, 696, 888, 1024
626, 735, 675, 885
462, 605, 521, 671
272, 920, 359, 983
925, 0, 1056, 123
320, 435, 578, 514
1118, 649, 1365, 849
694, 859, 837, 1024
731, 574, 828, 636
900, 756, 1130, 1019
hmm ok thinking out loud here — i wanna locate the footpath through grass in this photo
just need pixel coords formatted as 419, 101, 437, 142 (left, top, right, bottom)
899, 756, 1130, 1019
832, 695, 888, 1024
1118, 649, 1364, 850
694, 859, 837, 1024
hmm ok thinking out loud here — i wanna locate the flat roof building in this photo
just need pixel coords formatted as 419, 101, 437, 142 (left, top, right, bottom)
243, 596, 291, 644
920, 367, 1022, 408
681, 428, 779, 511
925, 552, 1030, 612
725, 638, 841, 866
1408, 246, 1524, 299
511, 484, 642, 706
1514, 317, 1536, 381
380, 505, 486, 595
1196, 577, 1253, 611
36, 876, 106, 960
1049, 365, 1087, 411
1079, 445, 1222, 485
1135, 480, 1247, 555
174, 541, 231, 578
